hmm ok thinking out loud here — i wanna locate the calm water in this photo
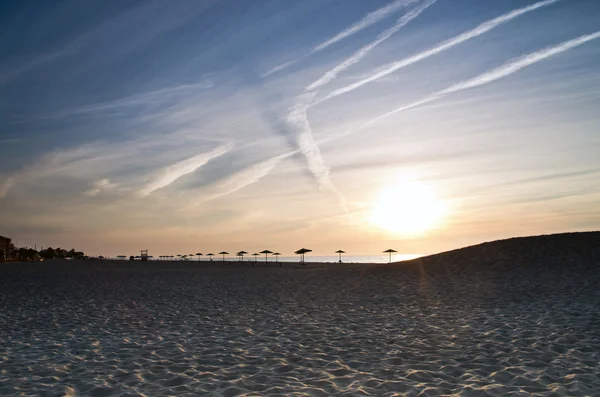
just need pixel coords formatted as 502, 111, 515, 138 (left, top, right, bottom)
117, 254, 422, 264
255, 254, 422, 263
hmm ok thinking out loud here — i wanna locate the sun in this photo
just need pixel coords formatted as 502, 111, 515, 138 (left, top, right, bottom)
370, 179, 446, 236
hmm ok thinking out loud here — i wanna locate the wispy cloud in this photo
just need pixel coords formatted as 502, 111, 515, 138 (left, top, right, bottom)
317, 0, 560, 103
138, 143, 233, 197
0, 50, 67, 86
83, 178, 120, 197
363, 31, 600, 127
1, 0, 220, 87
0, 134, 233, 202
0, 177, 14, 199
36, 80, 215, 120
0, 145, 107, 199
263, 0, 420, 77
192, 152, 292, 205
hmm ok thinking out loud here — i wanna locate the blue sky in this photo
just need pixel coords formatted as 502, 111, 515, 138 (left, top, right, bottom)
1, 0, 599, 256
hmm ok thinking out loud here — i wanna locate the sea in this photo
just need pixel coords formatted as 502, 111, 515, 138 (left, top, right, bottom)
113, 254, 422, 264
257, 254, 422, 264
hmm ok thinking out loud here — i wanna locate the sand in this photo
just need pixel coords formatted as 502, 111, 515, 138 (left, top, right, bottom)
1, 232, 600, 396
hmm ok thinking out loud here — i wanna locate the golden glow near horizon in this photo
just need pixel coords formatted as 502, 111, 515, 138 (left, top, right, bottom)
370, 177, 446, 236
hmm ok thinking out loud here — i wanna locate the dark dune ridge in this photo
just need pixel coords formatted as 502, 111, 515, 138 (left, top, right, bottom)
404, 231, 600, 271
1, 232, 599, 396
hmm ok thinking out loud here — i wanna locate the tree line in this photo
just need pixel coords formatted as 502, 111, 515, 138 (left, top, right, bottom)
0, 245, 86, 262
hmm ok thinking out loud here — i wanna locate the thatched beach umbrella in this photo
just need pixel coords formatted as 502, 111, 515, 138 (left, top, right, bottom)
335, 249, 345, 263
252, 253, 259, 266
295, 248, 312, 264
238, 250, 248, 262
260, 250, 273, 263
383, 248, 397, 263
273, 252, 281, 267
207, 253, 214, 261
196, 252, 202, 261
219, 251, 229, 262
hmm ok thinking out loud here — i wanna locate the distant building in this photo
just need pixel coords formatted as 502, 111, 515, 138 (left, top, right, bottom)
0, 235, 11, 262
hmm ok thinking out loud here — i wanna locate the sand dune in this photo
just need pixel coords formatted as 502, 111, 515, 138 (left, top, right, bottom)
1, 232, 599, 396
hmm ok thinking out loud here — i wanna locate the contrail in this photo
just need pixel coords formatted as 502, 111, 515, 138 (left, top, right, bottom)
363, 31, 600, 127
263, 0, 419, 77
285, 1, 433, 211
287, 94, 330, 189
286, 98, 349, 211
263, 60, 299, 78
307, 0, 436, 91
317, 0, 560, 104
138, 143, 233, 197
313, 0, 420, 52
192, 152, 293, 205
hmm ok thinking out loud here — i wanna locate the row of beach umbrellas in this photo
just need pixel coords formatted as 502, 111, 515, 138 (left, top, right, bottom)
137, 248, 399, 263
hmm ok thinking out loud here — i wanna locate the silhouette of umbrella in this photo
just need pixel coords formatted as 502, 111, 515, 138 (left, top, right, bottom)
252, 253, 259, 266
335, 249, 345, 263
273, 252, 282, 267
237, 250, 248, 262
207, 253, 214, 261
383, 248, 397, 263
260, 250, 273, 263
295, 248, 312, 264
219, 251, 229, 262
196, 252, 202, 261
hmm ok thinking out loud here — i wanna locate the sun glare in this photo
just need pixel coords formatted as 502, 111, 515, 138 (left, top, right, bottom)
370, 178, 446, 236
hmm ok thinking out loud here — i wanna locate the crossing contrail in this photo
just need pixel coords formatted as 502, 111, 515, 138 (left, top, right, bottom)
362, 31, 600, 127
316, 0, 560, 104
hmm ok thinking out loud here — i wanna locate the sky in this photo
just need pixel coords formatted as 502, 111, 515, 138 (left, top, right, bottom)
1, 0, 599, 257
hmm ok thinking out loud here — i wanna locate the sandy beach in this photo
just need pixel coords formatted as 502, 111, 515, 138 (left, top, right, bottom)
1, 232, 600, 396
